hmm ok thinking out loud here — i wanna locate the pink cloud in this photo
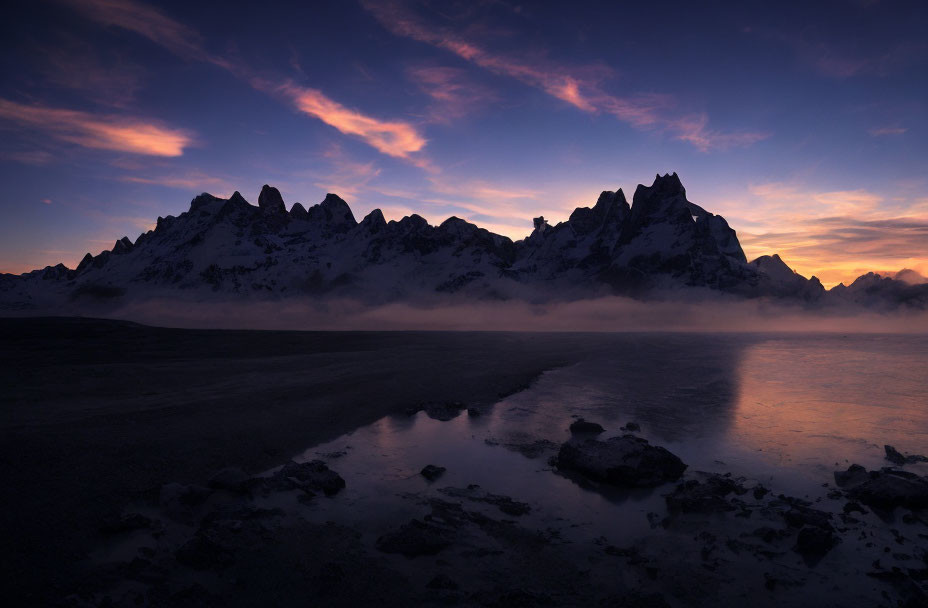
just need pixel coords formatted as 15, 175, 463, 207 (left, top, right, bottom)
274, 83, 426, 161
61, 0, 431, 164
669, 114, 771, 152
362, 0, 767, 151
0, 99, 193, 157
407, 66, 499, 122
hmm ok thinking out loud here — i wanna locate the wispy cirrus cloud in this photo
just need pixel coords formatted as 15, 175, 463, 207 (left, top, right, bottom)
312, 144, 383, 198
274, 83, 427, 161
53, 0, 227, 67
34, 35, 145, 108
362, 0, 767, 151
0, 98, 193, 156
868, 126, 907, 136
59, 0, 431, 165
118, 170, 233, 193
670, 114, 771, 152
407, 66, 499, 123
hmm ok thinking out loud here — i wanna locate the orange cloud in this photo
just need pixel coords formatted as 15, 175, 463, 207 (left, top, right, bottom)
0, 99, 193, 156
60, 0, 429, 164
712, 182, 928, 286
277, 84, 426, 161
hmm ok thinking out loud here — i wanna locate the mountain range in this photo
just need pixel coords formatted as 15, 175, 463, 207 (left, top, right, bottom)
2, 173, 926, 312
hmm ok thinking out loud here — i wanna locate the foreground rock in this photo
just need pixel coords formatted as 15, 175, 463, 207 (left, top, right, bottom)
569, 418, 606, 434
556, 435, 686, 487
885, 444, 928, 465
420, 465, 446, 481
438, 485, 531, 516
269, 460, 346, 496
666, 473, 749, 513
833, 464, 928, 509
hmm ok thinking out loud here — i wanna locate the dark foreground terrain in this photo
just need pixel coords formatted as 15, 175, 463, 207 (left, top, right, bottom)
0, 318, 592, 605
1, 319, 927, 607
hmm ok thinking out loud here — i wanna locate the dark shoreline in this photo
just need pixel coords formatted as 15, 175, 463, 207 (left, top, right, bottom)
0, 318, 593, 605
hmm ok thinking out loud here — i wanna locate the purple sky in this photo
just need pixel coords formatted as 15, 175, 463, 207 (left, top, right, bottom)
1, 0, 926, 286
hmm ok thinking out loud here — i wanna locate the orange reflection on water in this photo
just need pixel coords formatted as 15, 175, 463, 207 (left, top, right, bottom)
728, 336, 928, 471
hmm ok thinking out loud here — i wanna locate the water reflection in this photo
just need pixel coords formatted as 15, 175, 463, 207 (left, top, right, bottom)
294, 333, 928, 542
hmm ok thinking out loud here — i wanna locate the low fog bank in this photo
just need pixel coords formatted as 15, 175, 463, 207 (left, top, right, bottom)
43, 293, 928, 333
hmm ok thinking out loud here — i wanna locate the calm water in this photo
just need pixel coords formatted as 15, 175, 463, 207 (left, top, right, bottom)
286, 333, 928, 549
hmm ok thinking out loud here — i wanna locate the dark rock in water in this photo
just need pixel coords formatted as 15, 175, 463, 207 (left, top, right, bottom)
273, 460, 345, 496
782, 503, 833, 531
421, 465, 446, 481
100, 512, 155, 535
426, 573, 459, 590
795, 525, 839, 556
621, 422, 641, 432
666, 474, 747, 513
376, 519, 452, 557
438, 485, 531, 516
569, 418, 606, 434
174, 534, 233, 570
208, 467, 253, 493
834, 465, 928, 509
557, 435, 686, 487
753, 484, 770, 499
834, 464, 869, 488
885, 444, 928, 465
503, 438, 559, 459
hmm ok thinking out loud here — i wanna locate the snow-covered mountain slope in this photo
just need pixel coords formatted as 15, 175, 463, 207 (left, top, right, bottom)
0, 173, 920, 311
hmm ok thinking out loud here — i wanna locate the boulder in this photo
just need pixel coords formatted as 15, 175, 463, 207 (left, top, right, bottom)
834, 464, 928, 509
569, 418, 606, 434
557, 435, 686, 487
665, 474, 747, 513
420, 465, 446, 481
885, 444, 928, 465
272, 460, 346, 496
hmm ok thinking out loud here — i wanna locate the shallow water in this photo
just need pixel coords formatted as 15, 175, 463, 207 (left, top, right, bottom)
79, 332, 928, 606
291, 333, 928, 552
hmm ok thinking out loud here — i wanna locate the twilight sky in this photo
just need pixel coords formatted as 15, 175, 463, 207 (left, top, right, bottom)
1, 0, 926, 286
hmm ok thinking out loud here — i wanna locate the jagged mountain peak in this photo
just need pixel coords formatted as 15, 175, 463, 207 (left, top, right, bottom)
307, 193, 356, 229
5, 173, 922, 311
290, 202, 309, 220
258, 184, 286, 214
359, 208, 386, 232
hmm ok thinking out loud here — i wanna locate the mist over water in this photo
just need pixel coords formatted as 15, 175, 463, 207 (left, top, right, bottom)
99, 294, 928, 332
